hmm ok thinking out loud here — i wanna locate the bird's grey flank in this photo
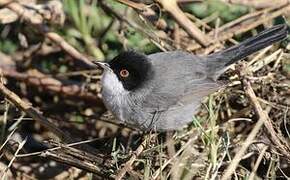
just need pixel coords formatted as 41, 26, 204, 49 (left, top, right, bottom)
95, 24, 289, 131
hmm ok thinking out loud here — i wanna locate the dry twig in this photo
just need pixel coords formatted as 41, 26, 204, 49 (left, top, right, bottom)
115, 134, 155, 180
2, 68, 103, 104
191, 4, 290, 52
221, 78, 268, 180
222, 76, 290, 179
223, 0, 288, 9
100, 1, 175, 51
39, 141, 112, 177
115, 0, 167, 30
0, 82, 72, 142
155, 0, 210, 46
4, 1, 98, 68
248, 146, 268, 180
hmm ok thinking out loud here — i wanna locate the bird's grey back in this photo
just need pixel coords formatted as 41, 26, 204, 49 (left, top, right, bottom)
130, 51, 221, 130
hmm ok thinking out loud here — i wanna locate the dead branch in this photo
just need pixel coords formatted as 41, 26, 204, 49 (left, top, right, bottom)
248, 146, 268, 180
220, 78, 267, 180
191, 4, 290, 53
4, 1, 98, 68
0, 0, 13, 6
0, 137, 27, 178
221, 73, 290, 179
223, 0, 289, 9
14, 138, 116, 177
3, 1, 64, 25
45, 32, 97, 67
2, 68, 103, 105
38, 140, 113, 178
0, 81, 73, 142
155, 0, 210, 46
115, 0, 167, 30
115, 134, 155, 180
210, 4, 290, 35
99, 1, 175, 51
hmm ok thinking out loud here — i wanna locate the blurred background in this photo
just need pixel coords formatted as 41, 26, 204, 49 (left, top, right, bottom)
0, 0, 290, 179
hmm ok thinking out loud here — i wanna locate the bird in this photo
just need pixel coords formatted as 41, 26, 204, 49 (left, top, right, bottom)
95, 24, 288, 131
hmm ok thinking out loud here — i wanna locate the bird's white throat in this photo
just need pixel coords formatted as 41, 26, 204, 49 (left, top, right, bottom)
101, 70, 129, 122
101, 70, 128, 95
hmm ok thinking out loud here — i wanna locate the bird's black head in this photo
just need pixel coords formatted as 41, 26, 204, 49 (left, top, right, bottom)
108, 51, 153, 91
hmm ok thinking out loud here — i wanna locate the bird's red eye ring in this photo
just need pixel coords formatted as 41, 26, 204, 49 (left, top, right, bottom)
120, 69, 129, 78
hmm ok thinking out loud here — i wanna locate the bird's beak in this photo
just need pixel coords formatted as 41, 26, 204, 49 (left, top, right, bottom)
93, 61, 112, 72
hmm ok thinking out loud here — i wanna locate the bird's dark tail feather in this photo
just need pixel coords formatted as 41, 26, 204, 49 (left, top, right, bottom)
208, 24, 288, 69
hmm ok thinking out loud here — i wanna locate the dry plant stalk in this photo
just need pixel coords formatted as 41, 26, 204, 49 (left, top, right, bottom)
115, 134, 156, 180
2, 68, 103, 104
192, 4, 290, 52
0, 0, 289, 179
0, 81, 72, 142
223, 0, 288, 9
222, 77, 290, 179
221, 78, 267, 180
4, 1, 98, 68
156, 0, 210, 46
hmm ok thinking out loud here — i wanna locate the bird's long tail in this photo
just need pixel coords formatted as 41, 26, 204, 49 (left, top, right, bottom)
207, 24, 288, 78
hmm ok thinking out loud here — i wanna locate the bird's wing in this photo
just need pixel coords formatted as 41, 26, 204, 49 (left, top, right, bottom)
141, 51, 221, 111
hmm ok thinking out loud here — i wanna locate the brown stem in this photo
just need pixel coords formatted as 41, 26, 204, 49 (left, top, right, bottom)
0, 80, 73, 142
2, 69, 103, 105
5, 2, 99, 68
156, 0, 210, 46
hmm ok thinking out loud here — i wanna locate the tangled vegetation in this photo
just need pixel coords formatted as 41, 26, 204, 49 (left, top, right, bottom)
0, 0, 290, 179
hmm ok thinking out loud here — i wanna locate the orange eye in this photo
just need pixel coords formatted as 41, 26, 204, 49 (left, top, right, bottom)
120, 69, 129, 78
